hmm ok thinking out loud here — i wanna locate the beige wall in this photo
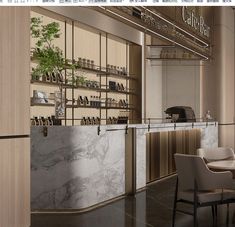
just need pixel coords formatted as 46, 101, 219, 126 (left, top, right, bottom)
162, 61, 201, 118
201, 7, 235, 148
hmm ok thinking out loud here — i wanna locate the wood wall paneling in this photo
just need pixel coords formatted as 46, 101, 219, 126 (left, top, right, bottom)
147, 129, 201, 183
0, 138, 30, 227
0, 7, 30, 136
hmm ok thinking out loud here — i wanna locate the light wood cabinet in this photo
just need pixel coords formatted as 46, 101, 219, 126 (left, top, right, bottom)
0, 138, 30, 227
0, 7, 30, 136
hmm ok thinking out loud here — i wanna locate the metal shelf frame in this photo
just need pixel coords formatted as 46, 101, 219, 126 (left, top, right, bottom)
31, 16, 140, 126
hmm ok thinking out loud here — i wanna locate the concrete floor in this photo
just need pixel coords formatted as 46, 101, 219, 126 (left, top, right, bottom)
31, 176, 235, 227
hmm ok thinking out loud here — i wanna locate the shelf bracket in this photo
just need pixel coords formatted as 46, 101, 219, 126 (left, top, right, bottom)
42, 126, 48, 137
97, 125, 101, 136
125, 125, 129, 135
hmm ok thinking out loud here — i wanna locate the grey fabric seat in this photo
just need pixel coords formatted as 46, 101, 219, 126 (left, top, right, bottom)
172, 153, 235, 227
178, 189, 223, 204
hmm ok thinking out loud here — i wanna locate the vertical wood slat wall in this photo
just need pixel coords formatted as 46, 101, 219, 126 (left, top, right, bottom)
0, 7, 30, 136
0, 7, 30, 227
0, 139, 30, 227
146, 129, 201, 183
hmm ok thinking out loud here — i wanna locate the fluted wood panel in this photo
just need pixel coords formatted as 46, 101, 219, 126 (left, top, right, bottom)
0, 138, 30, 227
147, 129, 201, 182
0, 7, 30, 136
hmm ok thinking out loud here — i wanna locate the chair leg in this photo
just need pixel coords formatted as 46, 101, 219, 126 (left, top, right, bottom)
226, 203, 229, 225
172, 178, 178, 227
211, 206, 215, 224
215, 205, 217, 218
193, 180, 198, 227
194, 204, 198, 227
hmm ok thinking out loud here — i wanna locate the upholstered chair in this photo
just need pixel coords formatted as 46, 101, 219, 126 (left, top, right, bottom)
173, 154, 235, 227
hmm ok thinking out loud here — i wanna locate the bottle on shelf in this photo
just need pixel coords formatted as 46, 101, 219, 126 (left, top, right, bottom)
78, 96, 84, 106
117, 66, 120, 75
120, 84, 125, 91
34, 117, 40, 126
117, 83, 120, 91
82, 58, 87, 68
31, 117, 37, 126
78, 57, 82, 67
95, 117, 100, 125
48, 116, 53, 126
46, 72, 51, 82
56, 72, 63, 83
44, 117, 50, 126
91, 60, 95, 69
122, 67, 127, 76
87, 59, 90, 68
107, 117, 112, 125
51, 72, 57, 83
90, 96, 94, 107
86, 117, 91, 125
84, 96, 89, 106
91, 117, 96, 125
38, 116, 43, 126
107, 64, 110, 73
81, 117, 86, 125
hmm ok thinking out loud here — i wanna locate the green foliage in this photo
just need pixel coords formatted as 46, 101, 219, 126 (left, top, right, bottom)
31, 17, 77, 80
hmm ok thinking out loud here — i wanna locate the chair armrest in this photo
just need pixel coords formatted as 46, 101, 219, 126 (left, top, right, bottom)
198, 170, 233, 190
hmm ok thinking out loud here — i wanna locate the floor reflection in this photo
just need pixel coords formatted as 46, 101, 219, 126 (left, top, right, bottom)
31, 176, 235, 227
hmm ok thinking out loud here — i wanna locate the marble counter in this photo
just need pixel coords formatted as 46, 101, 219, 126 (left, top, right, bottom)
31, 122, 218, 210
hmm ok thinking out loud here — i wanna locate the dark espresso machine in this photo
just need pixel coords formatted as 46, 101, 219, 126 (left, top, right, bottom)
165, 106, 196, 122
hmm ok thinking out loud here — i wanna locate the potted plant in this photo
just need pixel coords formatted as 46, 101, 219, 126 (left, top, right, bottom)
30, 17, 78, 84
31, 17, 78, 118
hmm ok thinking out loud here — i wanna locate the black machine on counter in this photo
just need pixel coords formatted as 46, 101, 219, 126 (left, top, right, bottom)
165, 106, 196, 122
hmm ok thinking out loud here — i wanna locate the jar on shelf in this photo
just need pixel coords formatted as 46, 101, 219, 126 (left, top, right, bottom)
107, 64, 110, 72
87, 59, 91, 68
113, 66, 117, 74
78, 57, 82, 67
54, 91, 65, 119
110, 65, 114, 74
82, 58, 87, 68
117, 66, 120, 75
91, 60, 95, 69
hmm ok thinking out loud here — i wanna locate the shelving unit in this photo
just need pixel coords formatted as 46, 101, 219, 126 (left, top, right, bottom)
30, 9, 141, 126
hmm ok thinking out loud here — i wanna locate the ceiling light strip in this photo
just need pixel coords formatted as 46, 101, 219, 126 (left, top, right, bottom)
99, 7, 208, 60
142, 7, 209, 48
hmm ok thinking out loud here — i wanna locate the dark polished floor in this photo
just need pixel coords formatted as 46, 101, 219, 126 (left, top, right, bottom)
31, 176, 235, 227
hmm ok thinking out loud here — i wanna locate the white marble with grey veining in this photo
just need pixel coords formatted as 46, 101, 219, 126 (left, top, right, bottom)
31, 125, 125, 210
31, 122, 218, 210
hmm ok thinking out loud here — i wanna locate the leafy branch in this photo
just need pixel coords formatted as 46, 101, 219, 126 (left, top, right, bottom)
30, 17, 78, 83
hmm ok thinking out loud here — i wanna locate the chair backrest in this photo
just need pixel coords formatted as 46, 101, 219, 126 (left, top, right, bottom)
197, 147, 234, 163
174, 153, 222, 191
174, 154, 195, 190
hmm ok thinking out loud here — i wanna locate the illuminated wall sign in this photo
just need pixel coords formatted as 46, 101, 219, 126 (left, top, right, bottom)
182, 6, 210, 38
